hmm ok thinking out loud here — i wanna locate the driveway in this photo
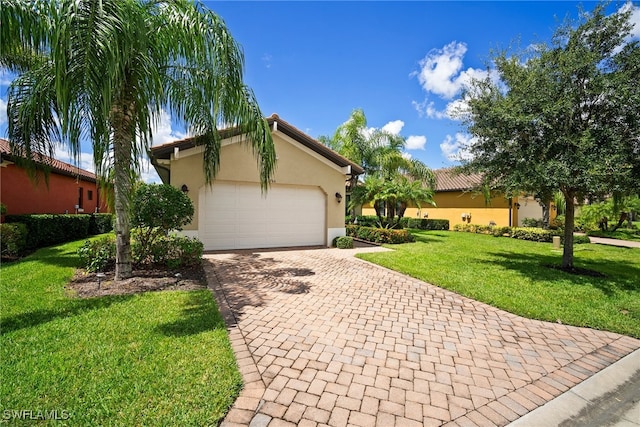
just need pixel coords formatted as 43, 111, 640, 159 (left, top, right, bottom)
203, 247, 640, 427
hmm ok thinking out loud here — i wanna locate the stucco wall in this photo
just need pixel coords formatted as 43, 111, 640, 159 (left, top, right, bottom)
0, 163, 107, 215
168, 132, 348, 237
362, 191, 515, 227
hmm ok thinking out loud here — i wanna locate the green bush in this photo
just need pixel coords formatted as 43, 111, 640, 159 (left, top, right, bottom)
131, 184, 195, 261
453, 223, 590, 245
89, 213, 114, 235
521, 217, 543, 228
406, 218, 450, 230
79, 232, 204, 271
0, 223, 28, 257
5, 214, 91, 249
77, 235, 116, 272
335, 236, 354, 249
346, 225, 414, 244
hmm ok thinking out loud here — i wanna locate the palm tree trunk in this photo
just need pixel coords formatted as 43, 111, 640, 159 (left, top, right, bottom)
111, 102, 134, 280
562, 191, 575, 269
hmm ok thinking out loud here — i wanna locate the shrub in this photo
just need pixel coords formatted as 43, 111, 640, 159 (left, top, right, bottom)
5, 214, 91, 249
147, 234, 204, 268
521, 217, 542, 228
77, 235, 116, 272
89, 213, 114, 235
0, 203, 6, 215
454, 224, 589, 245
80, 232, 204, 271
335, 236, 354, 249
346, 225, 414, 244
131, 184, 194, 260
0, 223, 28, 257
406, 218, 450, 230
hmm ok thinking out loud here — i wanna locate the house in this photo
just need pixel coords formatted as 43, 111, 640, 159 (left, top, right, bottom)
0, 139, 109, 216
361, 168, 550, 227
149, 114, 364, 251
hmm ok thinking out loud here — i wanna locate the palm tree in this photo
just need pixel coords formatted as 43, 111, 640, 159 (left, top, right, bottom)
326, 109, 435, 223
1, 0, 276, 280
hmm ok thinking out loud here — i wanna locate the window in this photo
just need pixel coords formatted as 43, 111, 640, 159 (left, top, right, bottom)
78, 187, 84, 209
88, 190, 93, 201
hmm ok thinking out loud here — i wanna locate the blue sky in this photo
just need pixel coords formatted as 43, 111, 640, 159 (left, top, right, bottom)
1, 1, 638, 182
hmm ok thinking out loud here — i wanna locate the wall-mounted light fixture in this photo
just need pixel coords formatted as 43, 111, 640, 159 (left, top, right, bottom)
514, 202, 521, 209
181, 184, 189, 193
335, 192, 343, 203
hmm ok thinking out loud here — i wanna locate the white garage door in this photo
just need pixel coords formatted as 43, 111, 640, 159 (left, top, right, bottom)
199, 181, 326, 250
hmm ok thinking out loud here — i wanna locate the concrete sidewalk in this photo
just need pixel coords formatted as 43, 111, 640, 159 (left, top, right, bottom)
205, 247, 640, 426
587, 236, 640, 249
509, 348, 640, 426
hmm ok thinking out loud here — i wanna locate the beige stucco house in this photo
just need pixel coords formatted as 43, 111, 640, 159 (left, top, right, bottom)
149, 114, 363, 251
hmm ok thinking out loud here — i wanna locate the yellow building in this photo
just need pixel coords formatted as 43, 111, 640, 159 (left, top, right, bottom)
361, 168, 551, 227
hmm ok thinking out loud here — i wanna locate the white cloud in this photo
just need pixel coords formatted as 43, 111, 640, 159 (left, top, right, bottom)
620, 2, 640, 39
151, 109, 187, 146
413, 41, 497, 102
381, 120, 404, 135
401, 152, 412, 160
440, 133, 475, 161
53, 146, 96, 173
405, 135, 427, 150
0, 98, 7, 126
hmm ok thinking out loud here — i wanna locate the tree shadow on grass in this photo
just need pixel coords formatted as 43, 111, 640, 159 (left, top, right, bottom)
410, 232, 448, 244
486, 251, 640, 296
1, 294, 133, 335
156, 291, 227, 337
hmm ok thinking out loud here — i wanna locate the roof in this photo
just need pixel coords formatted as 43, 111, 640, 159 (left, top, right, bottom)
433, 168, 483, 192
0, 138, 97, 182
149, 114, 365, 175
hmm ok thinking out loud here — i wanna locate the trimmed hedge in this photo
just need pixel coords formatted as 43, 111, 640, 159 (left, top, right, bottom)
0, 223, 28, 257
453, 223, 590, 244
335, 236, 354, 249
89, 213, 114, 235
406, 218, 450, 230
4, 213, 114, 250
346, 225, 414, 244
5, 214, 91, 249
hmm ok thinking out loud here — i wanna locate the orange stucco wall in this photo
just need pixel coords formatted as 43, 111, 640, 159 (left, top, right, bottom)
362, 191, 517, 227
0, 163, 108, 216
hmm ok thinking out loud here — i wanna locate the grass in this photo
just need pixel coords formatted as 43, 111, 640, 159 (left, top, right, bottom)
358, 230, 640, 338
0, 239, 241, 426
587, 228, 640, 242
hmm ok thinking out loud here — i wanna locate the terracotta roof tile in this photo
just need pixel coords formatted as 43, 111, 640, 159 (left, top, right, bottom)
0, 138, 97, 182
434, 168, 483, 192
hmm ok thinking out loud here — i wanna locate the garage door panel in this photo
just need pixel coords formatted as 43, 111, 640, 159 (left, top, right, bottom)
199, 182, 325, 250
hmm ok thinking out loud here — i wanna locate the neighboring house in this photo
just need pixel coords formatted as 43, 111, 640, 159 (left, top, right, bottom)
361, 168, 550, 227
149, 114, 364, 251
0, 139, 108, 216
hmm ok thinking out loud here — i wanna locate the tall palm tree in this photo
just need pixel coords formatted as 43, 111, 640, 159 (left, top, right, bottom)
1, 0, 276, 279
327, 109, 435, 222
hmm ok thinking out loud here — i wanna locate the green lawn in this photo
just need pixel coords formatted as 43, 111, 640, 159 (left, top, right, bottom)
0, 239, 241, 426
358, 231, 640, 338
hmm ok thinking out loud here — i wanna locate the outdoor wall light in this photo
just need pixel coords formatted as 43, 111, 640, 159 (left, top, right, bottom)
514, 202, 521, 209
335, 192, 343, 203
181, 184, 189, 193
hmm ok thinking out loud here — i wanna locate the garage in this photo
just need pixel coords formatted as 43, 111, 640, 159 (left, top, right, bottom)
199, 181, 326, 250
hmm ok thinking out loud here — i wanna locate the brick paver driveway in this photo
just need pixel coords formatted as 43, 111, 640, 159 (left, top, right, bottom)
204, 247, 640, 427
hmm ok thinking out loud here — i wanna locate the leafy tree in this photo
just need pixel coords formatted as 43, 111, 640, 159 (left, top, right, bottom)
131, 183, 194, 253
1, 0, 276, 279
324, 109, 435, 223
460, 3, 640, 269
